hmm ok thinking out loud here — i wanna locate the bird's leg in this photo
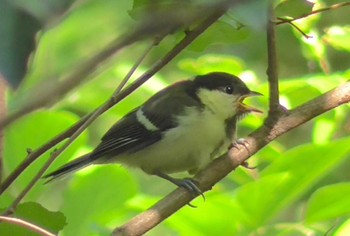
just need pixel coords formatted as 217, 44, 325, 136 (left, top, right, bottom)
231, 138, 256, 170
154, 171, 205, 200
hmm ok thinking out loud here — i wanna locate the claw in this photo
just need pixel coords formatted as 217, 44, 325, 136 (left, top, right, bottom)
155, 172, 205, 201
177, 178, 205, 201
232, 138, 250, 153
187, 202, 198, 208
241, 161, 257, 170
231, 138, 257, 169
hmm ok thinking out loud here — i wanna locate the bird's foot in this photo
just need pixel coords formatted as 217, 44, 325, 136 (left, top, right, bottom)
231, 138, 250, 153
231, 138, 256, 169
155, 172, 205, 202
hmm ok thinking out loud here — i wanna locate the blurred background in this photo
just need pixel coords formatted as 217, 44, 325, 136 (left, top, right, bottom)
1, 0, 350, 235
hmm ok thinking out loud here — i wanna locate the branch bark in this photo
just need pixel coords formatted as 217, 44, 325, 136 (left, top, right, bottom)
0, 0, 238, 129
276, 2, 350, 25
112, 80, 350, 236
0, 6, 229, 211
266, 4, 281, 124
0, 75, 7, 183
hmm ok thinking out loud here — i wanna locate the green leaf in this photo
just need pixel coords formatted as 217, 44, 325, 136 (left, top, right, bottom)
228, 0, 269, 30
0, 202, 66, 235
13, 0, 132, 105
305, 183, 350, 222
11, 0, 74, 23
323, 26, 350, 52
234, 137, 350, 228
0, 0, 41, 87
312, 113, 336, 144
168, 192, 242, 235
333, 218, 350, 236
3, 110, 87, 200
178, 54, 244, 75
59, 166, 138, 235
278, 73, 345, 108
187, 21, 249, 52
57, 63, 164, 114
275, 0, 314, 19
235, 173, 292, 228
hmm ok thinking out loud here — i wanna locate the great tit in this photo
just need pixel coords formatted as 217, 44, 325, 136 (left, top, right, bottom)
44, 72, 262, 195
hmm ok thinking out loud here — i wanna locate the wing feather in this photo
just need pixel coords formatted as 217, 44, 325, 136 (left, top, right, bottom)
89, 80, 201, 161
91, 112, 161, 159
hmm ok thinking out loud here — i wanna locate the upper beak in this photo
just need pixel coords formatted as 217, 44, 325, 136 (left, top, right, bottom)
248, 91, 263, 97
238, 90, 263, 113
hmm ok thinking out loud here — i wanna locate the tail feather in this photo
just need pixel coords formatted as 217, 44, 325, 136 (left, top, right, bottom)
43, 154, 92, 183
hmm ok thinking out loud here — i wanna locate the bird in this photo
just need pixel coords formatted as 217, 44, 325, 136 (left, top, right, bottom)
43, 72, 262, 195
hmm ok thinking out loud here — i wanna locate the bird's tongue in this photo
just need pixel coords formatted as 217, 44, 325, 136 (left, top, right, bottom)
238, 102, 263, 113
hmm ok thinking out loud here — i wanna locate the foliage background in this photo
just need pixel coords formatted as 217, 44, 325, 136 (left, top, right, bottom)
1, 0, 350, 235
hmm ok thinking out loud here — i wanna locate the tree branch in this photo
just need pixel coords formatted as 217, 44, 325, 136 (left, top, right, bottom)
276, 2, 350, 25
0, 75, 7, 183
266, 4, 282, 125
0, 0, 237, 129
112, 80, 350, 236
0, 6, 228, 210
0, 216, 55, 236
3, 38, 160, 214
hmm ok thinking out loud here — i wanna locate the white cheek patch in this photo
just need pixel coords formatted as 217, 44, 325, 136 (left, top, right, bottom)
136, 108, 159, 131
197, 88, 239, 119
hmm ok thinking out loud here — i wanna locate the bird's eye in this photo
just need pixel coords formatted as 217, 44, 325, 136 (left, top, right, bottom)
225, 85, 234, 94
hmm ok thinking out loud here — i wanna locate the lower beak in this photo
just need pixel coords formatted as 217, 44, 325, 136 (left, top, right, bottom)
238, 91, 263, 113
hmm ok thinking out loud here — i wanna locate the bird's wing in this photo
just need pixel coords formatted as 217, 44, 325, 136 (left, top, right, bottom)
91, 111, 162, 159
140, 81, 200, 130
90, 81, 201, 160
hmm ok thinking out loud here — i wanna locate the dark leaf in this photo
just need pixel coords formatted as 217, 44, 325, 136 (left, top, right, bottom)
0, 0, 41, 87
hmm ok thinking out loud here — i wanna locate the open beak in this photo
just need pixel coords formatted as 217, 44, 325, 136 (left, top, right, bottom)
238, 91, 263, 114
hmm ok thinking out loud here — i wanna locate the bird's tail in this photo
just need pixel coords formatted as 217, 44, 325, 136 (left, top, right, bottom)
43, 153, 92, 183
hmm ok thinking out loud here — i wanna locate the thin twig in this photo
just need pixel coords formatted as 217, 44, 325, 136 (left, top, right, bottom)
0, 10, 215, 195
113, 80, 350, 236
3, 41, 157, 213
0, 116, 87, 194
278, 18, 312, 39
1, 7, 227, 210
276, 2, 350, 25
0, 216, 55, 236
113, 35, 166, 99
266, 4, 282, 125
0, 0, 234, 129
0, 0, 246, 194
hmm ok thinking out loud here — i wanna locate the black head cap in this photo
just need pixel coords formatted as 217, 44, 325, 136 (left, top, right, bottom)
192, 72, 251, 96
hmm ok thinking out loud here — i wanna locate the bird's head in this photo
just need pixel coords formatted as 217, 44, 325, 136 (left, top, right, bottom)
192, 72, 262, 119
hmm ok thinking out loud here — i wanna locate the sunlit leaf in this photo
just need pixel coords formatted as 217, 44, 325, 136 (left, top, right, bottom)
168, 192, 242, 235
323, 26, 350, 52
275, 0, 314, 19
234, 137, 350, 228
333, 218, 350, 236
3, 110, 87, 200
60, 166, 138, 235
305, 183, 350, 222
178, 54, 244, 75
312, 114, 336, 144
